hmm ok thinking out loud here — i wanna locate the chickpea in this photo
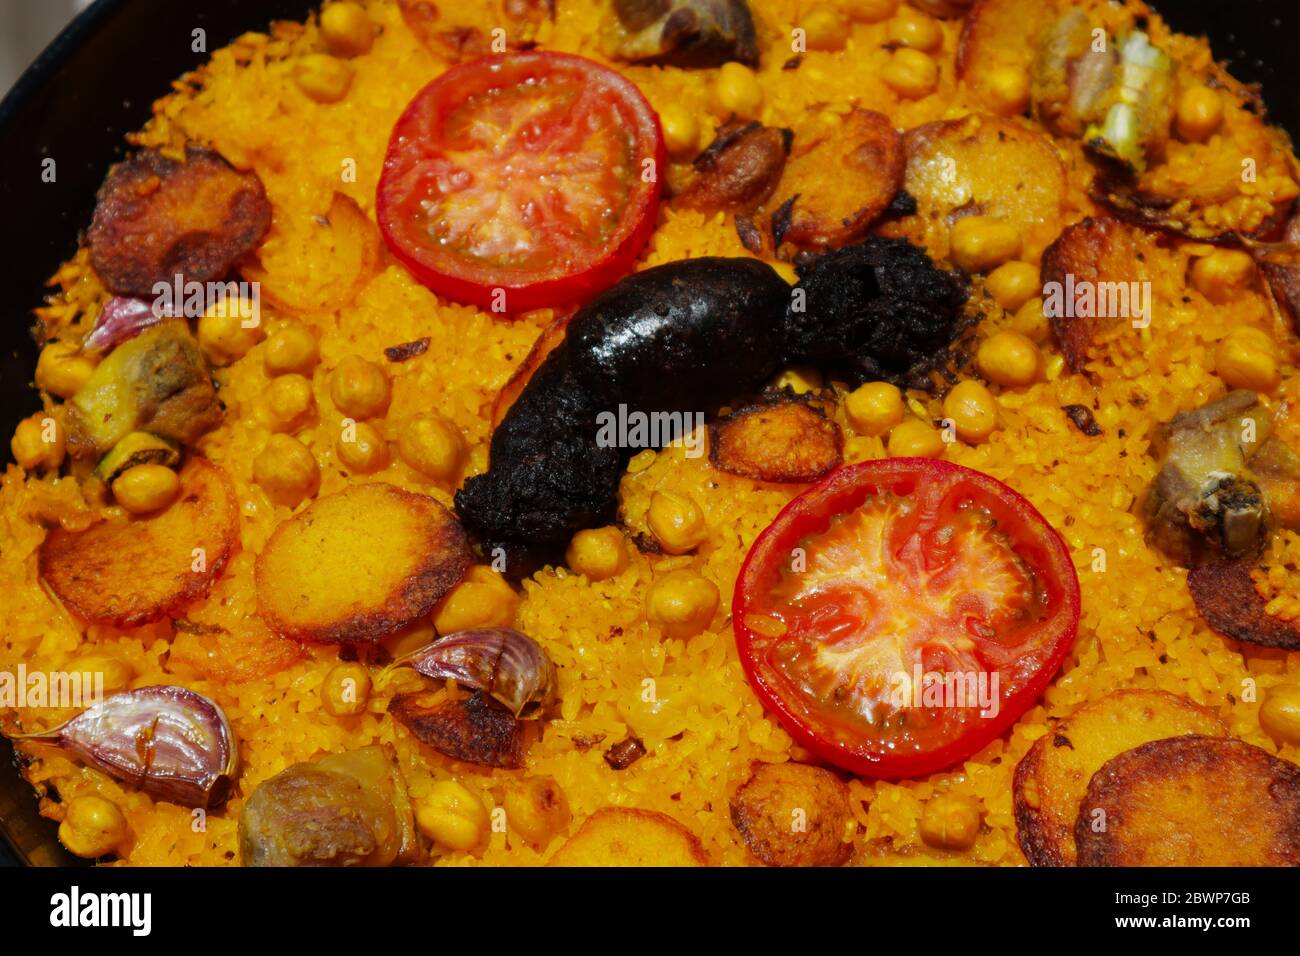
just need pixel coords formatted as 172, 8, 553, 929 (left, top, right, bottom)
1191, 249, 1255, 304
566, 526, 629, 581
1215, 326, 1279, 393
293, 53, 353, 103
985, 261, 1039, 313
198, 297, 263, 365
919, 793, 981, 850
10, 414, 64, 472
659, 103, 699, 160
112, 463, 180, 514
262, 374, 316, 432
803, 5, 848, 52
647, 491, 708, 555
950, 216, 1022, 273
253, 434, 321, 508
845, 381, 905, 436
319, 1, 374, 58
502, 777, 572, 847
843, 0, 898, 23
66, 654, 134, 695
59, 795, 129, 859
415, 780, 489, 851
715, 62, 763, 119
977, 331, 1041, 388
886, 12, 941, 52
36, 341, 96, 398
263, 324, 320, 376
329, 355, 390, 419
1010, 295, 1051, 343
887, 417, 945, 458
434, 565, 519, 633
336, 419, 388, 473
321, 661, 372, 717
1259, 684, 1300, 745
773, 365, 823, 394
984, 66, 1030, 116
881, 48, 939, 100
943, 380, 999, 444
398, 412, 467, 482
1176, 84, 1223, 143
646, 569, 719, 639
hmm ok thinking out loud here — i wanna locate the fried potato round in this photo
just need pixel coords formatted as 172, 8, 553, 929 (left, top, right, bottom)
730, 762, 853, 867
240, 192, 380, 314
901, 114, 1066, 263
1188, 559, 1300, 651
491, 311, 573, 430
39, 458, 239, 628
1013, 689, 1225, 866
547, 807, 710, 867
957, 0, 1060, 112
389, 691, 523, 769
779, 108, 904, 249
710, 396, 843, 484
87, 146, 271, 297
1075, 736, 1300, 867
1039, 216, 1166, 372
255, 483, 471, 644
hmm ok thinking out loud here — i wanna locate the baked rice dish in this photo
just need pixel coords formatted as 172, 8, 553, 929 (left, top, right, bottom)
3, 0, 1300, 867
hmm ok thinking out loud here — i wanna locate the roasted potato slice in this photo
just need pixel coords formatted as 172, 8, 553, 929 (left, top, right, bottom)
1039, 216, 1161, 372
730, 762, 853, 867
1075, 736, 1300, 867
240, 193, 381, 314
547, 807, 710, 866
778, 109, 904, 249
1188, 559, 1300, 651
39, 458, 240, 628
388, 691, 523, 769
1013, 690, 1225, 866
709, 396, 843, 483
255, 483, 471, 644
957, 0, 1062, 116
491, 311, 573, 430
901, 114, 1066, 263
87, 146, 271, 297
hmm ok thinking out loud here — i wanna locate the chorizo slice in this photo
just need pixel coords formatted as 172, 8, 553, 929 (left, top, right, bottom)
730, 762, 853, 867
1187, 559, 1300, 651
1075, 736, 1300, 867
675, 121, 791, 214
778, 109, 904, 249
87, 146, 271, 297
255, 483, 471, 644
709, 395, 843, 483
39, 458, 240, 628
389, 691, 523, 769
1012, 689, 1225, 866
547, 807, 710, 866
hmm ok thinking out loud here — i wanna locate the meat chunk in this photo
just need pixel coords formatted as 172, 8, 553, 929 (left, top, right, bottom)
389, 691, 524, 769
1075, 736, 1300, 866
65, 319, 222, 459
610, 0, 759, 68
730, 762, 853, 867
239, 745, 419, 867
675, 121, 790, 214
87, 147, 270, 297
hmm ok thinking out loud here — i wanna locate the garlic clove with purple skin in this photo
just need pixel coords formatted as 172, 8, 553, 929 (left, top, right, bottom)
13, 685, 237, 808
394, 628, 556, 717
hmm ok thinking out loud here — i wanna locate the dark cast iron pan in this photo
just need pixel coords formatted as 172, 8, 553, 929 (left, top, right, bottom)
0, 0, 1296, 866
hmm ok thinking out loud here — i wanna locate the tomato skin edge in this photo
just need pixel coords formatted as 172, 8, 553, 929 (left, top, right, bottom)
731, 457, 1082, 781
375, 52, 666, 315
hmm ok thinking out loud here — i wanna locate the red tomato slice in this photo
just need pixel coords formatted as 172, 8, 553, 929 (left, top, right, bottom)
377, 52, 665, 313
733, 458, 1080, 779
